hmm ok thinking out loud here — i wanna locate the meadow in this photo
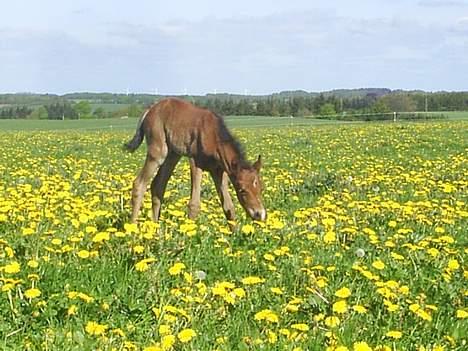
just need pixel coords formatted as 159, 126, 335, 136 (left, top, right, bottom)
0, 118, 467, 350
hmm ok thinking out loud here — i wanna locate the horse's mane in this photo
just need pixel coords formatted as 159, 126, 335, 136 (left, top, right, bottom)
215, 113, 251, 168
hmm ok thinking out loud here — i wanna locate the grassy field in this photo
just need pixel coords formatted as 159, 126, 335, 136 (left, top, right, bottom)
0, 110, 467, 132
0, 119, 467, 350
0, 116, 348, 132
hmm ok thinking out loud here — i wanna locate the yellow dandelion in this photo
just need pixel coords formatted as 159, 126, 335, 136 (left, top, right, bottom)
24, 288, 41, 299
133, 245, 145, 254
353, 341, 373, 351
241, 276, 265, 285
27, 260, 39, 268
352, 305, 368, 314
3, 261, 21, 274
372, 260, 385, 270
143, 346, 162, 351
386, 330, 402, 339
77, 250, 90, 259
335, 287, 351, 299
241, 224, 255, 234
324, 316, 340, 327
168, 262, 186, 275
332, 300, 348, 314
456, 309, 468, 319
177, 328, 196, 343
159, 324, 171, 335
291, 323, 309, 332
85, 321, 108, 336
92, 232, 110, 243
447, 259, 460, 271
68, 304, 78, 316
161, 335, 176, 349
254, 309, 279, 323
270, 287, 284, 295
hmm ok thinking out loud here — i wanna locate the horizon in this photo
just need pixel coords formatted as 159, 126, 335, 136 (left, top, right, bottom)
2, 1, 468, 94
2, 87, 468, 97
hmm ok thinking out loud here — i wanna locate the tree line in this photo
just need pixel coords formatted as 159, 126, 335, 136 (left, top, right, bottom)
1, 90, 467, 119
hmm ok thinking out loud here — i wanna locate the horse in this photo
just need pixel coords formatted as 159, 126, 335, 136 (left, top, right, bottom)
124, 98, 266, 224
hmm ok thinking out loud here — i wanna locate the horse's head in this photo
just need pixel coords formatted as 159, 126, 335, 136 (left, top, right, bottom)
231, 155, 266, 221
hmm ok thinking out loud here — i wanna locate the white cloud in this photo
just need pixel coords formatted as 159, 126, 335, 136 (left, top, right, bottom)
1, 6, 467, 93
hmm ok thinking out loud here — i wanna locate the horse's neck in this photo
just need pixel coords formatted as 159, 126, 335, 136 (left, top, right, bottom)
216, 142, 241, 176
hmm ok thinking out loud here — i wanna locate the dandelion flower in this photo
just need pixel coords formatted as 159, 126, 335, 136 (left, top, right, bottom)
456, 309, 468, 319
291, 323, 309, 332
254, 309, 279, 323
353, 341, 373, 351
178, 328, 197, 343
335, 287, 351, 299
333, 300, 348, 314
372, 260, 385, 270
24, 288, 41, 299
168, 262, 186, 275
77, 250, 90, 259
4, 261, 21, 274
241, 276, 265, 285
386, 330, 403, 339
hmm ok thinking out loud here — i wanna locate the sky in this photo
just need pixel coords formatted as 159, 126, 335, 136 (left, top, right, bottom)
1, 0, 467, 94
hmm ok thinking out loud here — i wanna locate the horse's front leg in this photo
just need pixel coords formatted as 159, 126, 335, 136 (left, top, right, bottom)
188, 158, 202, 219
150, 153, 181, 221
209, 168, 236, 223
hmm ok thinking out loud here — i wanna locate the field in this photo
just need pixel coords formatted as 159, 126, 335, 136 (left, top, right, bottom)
0, 119, 467, 350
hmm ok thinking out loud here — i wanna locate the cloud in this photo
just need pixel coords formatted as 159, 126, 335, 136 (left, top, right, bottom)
1, 9, 467, 93
418, 0, 468, 7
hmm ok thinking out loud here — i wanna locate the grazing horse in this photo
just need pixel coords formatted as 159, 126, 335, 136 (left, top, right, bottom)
124, 98, 266, 223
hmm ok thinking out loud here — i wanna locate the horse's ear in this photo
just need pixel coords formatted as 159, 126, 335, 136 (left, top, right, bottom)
253, 155, 262, 172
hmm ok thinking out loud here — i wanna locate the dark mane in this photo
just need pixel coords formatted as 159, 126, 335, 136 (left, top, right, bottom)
215, 113, 250, 167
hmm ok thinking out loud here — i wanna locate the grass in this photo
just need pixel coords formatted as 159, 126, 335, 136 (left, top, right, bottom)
0, 120, 467, 350
0, 116, 346, 132
1, 110, 467, 132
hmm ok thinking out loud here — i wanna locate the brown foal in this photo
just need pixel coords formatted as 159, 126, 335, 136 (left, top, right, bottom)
125, 98, 266, 223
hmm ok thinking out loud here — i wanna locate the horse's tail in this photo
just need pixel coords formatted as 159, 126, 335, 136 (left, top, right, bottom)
124, 109, 150, 152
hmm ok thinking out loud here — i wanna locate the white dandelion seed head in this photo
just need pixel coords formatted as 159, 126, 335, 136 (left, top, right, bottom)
194, 270, 207, 280
355, 248, 366, 258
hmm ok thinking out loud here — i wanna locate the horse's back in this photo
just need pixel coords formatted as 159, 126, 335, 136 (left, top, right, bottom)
144, 98, 219, 158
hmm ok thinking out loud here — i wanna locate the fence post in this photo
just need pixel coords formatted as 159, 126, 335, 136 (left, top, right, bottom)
393, 112, 396, 122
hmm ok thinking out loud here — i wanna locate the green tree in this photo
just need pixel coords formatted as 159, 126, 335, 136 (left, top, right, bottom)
381, 94, 416, 112
93, 107, 106, 119
371, 100, 391, 113
74, 101, 92, 119
127, 104, 144, 118
319, 103, 336, 116
28, 106, 49, 119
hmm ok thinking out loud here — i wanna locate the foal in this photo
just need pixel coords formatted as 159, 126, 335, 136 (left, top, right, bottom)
125, 98, 266, 223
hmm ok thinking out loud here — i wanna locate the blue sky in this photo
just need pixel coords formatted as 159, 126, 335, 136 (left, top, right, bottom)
1, 0, 467, 94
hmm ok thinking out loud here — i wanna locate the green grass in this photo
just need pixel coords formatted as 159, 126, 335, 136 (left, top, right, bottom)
0, 120, 467, 350
441, 111, 468, 119
0, 116, 347, 132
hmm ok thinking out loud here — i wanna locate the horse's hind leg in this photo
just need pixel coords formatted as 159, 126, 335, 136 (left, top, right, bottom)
131, 149, 167, 223
188, 158, 202, 219
150, 152, 181, 221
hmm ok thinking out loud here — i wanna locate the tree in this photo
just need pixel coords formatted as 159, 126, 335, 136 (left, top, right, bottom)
380, 94, 416, 112
92, 107, 106, 119
127, 104, 144, 118
319, 103, 336, 116
28, 106, 49, 119
371, 100, 391, 113
73, 101, 92, 119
